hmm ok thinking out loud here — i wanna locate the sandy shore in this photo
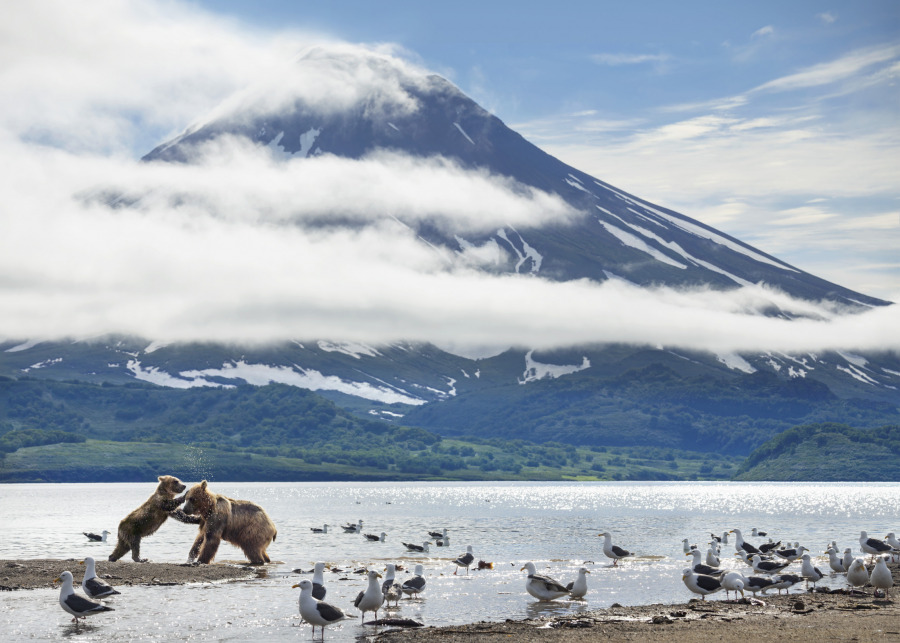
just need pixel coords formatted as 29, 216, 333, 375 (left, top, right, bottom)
0, 558, 257, 590
376, 563, 900, 643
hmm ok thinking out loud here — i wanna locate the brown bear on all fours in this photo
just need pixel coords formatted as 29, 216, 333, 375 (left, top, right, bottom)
182, 480, 277, 565
109, 475, 201, 563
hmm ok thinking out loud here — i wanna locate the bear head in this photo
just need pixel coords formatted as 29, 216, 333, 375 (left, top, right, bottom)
183, 480, 213, 517
157, 475, 186, 497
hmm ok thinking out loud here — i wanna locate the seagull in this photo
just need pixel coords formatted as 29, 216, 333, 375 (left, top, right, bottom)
402, 541, 431, 554
800, 553, 825, 588
859, 531, 894, 562
382, 564, 402, 607
436, 535, 450, 547
774, 545, 808, 562
310, 525, 328, 534
751, 528, 767, 538
682, 539, 697, 554
870, 555, 893, 597
342, 520, 363, 533
682, 568, 723, 600
688, 550, 724, 576
293, 578, 346, 639
759, 540, 782, 554
364, 532, 386, 542
842, 548, 855, 573
720, 572, 745, 600
566, 567, 590, 599
83, 530, 109, 543
55, 571, 114, 629
705, 547, 720, 568
710, 533, 722, 544
741, 574, 777, 595
79, 557, 120, 600
401, 564, 426, 598
521, 562, 570, 602
453, 545, 475, 575
826, 548, 846, 573
428, 528, 448, 540
353, 570, 384, 623
312, 562, 327, 600
846, 558, 869, 590
886, 532, 900, 553
598, 532, 634, 566
750, 554, 790, 575
769, 573, 803, 594
730, 529, 761, 555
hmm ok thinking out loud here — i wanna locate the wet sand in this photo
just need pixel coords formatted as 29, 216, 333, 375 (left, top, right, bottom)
0, 558, 256, 591
375, 563, 900, 643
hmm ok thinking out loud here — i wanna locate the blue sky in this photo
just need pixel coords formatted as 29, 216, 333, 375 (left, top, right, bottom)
187, 0, 899, 301
0, 0, 897, 351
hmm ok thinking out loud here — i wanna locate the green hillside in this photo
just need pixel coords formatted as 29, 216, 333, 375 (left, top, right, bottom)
734, 422, 900, 481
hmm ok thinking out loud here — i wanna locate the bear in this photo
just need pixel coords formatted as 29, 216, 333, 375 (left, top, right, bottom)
108, 475, 200, 563
182, 480, 277, 565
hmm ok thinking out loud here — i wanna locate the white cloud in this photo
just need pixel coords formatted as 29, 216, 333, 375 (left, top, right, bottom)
590, 53, 669, 66
751, 25, 775, 39
752, 43, 900, 93
817, 12, 837, 24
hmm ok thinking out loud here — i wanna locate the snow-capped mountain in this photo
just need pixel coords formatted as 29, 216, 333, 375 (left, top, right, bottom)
2, 48, 897, 444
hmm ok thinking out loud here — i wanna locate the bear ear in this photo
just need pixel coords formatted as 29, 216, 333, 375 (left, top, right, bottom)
158, 475, 164, 482
200, 480, 208, 489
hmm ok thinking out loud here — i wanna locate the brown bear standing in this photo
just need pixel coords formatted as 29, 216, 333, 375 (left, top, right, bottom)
182, 480, 277, 565
109, 475, 200, 563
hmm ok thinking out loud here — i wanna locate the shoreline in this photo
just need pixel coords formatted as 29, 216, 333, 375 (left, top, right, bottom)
0, 558, 257, 591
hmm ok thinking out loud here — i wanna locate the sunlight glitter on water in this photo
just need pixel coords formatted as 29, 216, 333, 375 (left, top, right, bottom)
1, 481, 898, 641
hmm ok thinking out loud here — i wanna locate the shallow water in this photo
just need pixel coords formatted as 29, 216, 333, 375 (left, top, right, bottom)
1, 481, 897, 641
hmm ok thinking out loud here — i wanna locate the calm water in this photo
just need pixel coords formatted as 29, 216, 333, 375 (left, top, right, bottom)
1, 481, 897, 641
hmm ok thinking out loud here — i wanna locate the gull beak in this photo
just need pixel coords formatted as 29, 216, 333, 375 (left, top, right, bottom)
291, 583, 300, 589
585, 570, 591, 574
78, 560, 85, 566
376, 573, 382, 578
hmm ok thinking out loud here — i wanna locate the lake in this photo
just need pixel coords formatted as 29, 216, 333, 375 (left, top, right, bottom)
1, 481, 897, 640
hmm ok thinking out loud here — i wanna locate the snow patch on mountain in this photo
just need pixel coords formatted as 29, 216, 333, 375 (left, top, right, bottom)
5, 339, 41, 353
143, 341, 169, 354
716, 352, 756, 374
597, 219, 688, 269
127, 360, 225, 389
453, 122, 474, 144
519, 350, 590, 383
24, 357, 63, 371
317, 341, 382, 359
298, 127, 322, 157
836, 364, 878, 386
496, 228, 542, 273
565, 177, 592, 194
181, 360, 424, 404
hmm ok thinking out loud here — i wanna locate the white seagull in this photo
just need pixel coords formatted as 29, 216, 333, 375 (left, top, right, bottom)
83, 530, 110, 543
842, 548, 855, 573
598, 532, 634, 566
79, 557, 120, 600
401, 564, 426, 598
293, 578, 346, 639
682, 538, 697, 554
566, 567, 590, 599
310, 524, 328, 534
364, 532, 387, 542
750, 554, 790, 575
682, 568, 723, 600
859, 531, 894, 562
825, 548, 846, 573
342, 520, 363, 533
312, 562, 327, 600
846, 558, 869, 590
870, 555, 893, 597
453, 545, 475, 575
521, 562, 570, 602
705, 547, 720, 568
55, 571, 114, 628
353, 570, 384, 623
800, 553, 825, 588
381, 563, 402, 607
402, 541, 431, 554
720, 571, 745, 600
730, 529, 761, 555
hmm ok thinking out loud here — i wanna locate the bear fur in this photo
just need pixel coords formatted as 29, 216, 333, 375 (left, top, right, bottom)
183, 480, 277, 565
109, 475, 200, 563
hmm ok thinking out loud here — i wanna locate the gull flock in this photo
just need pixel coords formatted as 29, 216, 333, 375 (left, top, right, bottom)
57, 525, 898, 638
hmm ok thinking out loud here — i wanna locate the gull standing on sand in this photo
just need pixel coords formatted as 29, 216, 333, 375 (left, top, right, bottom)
521, 562, 570, 602
598, 532, 634, 566
859, 531, 893, 561
720, 571, 745, 600
566, 567, 590, 599
846, 558, 869, 590
681, 568, 722, 600
354, 570, 384, 623
870, 555, 893, 597
55, 571, 114, 628
800, 554, 825, 588
79, 557, 120, 600
769, 573, 803, 594
401, 564, 426, 598
293, 578, 346, 639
